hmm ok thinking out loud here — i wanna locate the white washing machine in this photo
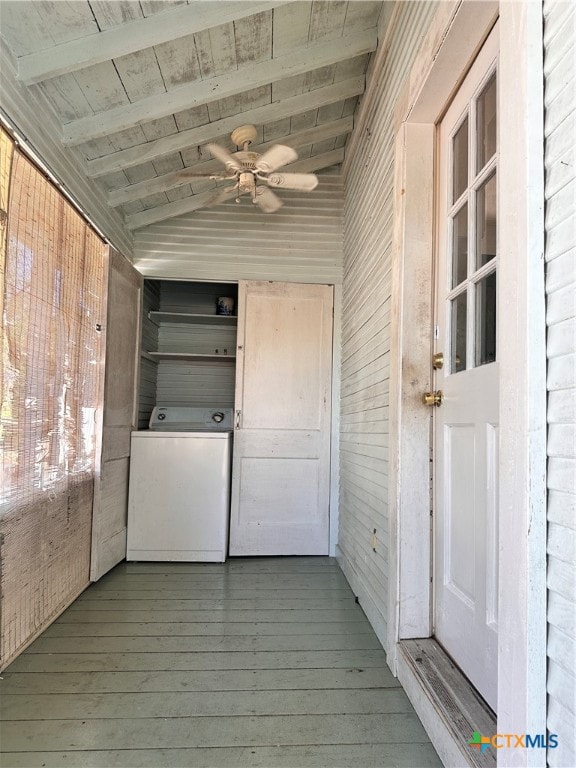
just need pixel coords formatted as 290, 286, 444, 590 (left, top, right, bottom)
127, 406, 233, 562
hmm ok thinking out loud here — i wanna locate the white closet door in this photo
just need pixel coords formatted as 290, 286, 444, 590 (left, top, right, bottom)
229, 281, 333, 555
90, 247, 142, 580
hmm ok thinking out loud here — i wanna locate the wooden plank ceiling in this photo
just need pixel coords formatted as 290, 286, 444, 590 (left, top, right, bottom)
0, 1, 383, 231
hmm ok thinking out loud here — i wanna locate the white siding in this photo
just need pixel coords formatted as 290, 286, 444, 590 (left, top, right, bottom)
338, 1, 438, 648
544, 1, 576, 766
156, 360, 236, 408
132, 176, 344, 284
155, 322, 237, 408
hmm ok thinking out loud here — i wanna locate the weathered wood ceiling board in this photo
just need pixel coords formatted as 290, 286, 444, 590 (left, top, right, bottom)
0, 1, 383, 230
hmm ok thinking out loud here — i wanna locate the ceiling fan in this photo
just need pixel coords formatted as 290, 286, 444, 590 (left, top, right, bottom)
181, 125, 319, 213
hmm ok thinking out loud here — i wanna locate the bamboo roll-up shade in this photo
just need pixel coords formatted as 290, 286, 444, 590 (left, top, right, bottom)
0, 130, 14, 423
1, 138, 106, 504
0, 127, 107, 668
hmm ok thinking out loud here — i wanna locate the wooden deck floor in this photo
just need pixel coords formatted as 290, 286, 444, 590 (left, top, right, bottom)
0, 557, 442, 767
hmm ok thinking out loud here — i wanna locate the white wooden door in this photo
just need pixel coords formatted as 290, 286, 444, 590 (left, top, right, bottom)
91, 247, 143, 580
229, 281, 333, 555
433, 25, 499, 711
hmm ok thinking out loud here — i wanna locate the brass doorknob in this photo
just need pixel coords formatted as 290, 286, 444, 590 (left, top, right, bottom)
432, 352, 444, 370
422, 390, 443, 407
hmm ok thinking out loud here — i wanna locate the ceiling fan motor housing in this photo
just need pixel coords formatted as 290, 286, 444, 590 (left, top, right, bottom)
230, 124, 258, 148
235, 151, 260, 169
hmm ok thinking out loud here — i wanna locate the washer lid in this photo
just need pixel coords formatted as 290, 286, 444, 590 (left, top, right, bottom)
149, 406, 233, 431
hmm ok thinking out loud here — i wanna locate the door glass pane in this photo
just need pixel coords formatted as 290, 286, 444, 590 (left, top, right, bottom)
476, 171, 497, 268
476, 73, 497, 171
452, 117, 469, 203
476, 272, 497, 366
450, 292, 467, 373
451, 204, 468, 288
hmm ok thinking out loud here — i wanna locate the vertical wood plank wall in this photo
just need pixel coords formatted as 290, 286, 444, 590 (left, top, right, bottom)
132, 176, 344, 284
543, 1, 576, 765
338, 1, 438, 648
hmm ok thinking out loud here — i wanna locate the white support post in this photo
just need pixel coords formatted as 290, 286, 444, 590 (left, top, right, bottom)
496, 2, 547, 763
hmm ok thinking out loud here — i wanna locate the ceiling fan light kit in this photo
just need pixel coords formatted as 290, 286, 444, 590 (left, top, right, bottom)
181, 124, 319, 213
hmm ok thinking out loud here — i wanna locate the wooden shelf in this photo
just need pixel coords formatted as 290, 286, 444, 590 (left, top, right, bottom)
148, 311, 236, 326
146, 351, 236, 362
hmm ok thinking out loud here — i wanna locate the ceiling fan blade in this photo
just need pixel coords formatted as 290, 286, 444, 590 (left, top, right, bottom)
255, 144, 298, 173
254, 186, 283, 213
264, 172, 319, 191
206, 143, 242, 171
205, 187, 238, 207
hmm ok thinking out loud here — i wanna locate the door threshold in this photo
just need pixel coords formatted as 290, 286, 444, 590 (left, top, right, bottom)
396, 639, 496, 768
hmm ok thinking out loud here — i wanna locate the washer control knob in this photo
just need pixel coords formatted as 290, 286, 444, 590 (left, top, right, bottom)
158, 412, 166, 420
212, 412, 225, 423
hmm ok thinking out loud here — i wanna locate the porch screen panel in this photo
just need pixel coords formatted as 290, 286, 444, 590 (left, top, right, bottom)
0, 130, 106, 668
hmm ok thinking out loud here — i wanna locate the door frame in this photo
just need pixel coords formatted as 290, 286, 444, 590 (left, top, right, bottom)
387, 2, 546, 764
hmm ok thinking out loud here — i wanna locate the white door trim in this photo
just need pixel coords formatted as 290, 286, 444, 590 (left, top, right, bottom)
329, 284, 342, 557
387, 1, 546, 763
496, 2, 547, 747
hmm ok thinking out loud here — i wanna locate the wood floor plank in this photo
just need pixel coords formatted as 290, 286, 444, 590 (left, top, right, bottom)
1, 688, 413, 720
91, 574, 349, 589
1, 712, 431, 751
118, 557, 339, 573
76, 588, 353, 600
24, 632, 383, 655
1, 743, 443, 768
0, 667, 400, 695
103, 560, 342, 571
67, 597, 357, 611
41, 620, 373, 638
8, 649, 388, 674
53, 608, 366, 623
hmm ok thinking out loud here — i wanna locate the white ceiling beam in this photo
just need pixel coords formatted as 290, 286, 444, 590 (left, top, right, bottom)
87, 76, 364, 178
125, 149, 344, 230
17, 2, 289, 86
63, 29, 376, 146
109, 117, 354, 207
